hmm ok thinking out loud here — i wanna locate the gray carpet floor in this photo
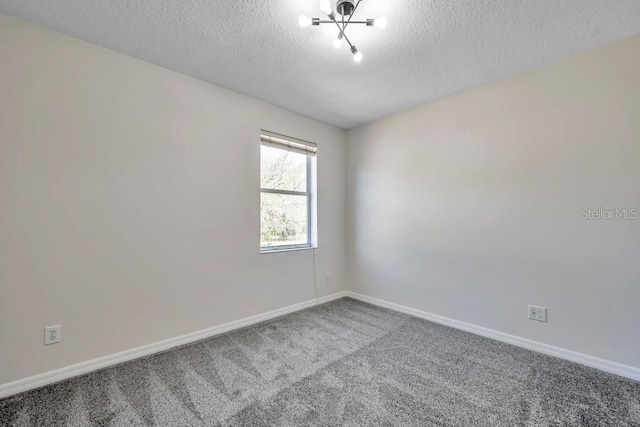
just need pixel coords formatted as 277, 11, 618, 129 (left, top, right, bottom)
1, 297, 639, 426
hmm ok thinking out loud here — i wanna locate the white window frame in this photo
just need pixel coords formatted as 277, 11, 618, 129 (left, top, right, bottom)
260, 130, 317, 253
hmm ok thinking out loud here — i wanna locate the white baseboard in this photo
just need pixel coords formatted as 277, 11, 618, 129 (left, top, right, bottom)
345, 291, 640, 382
0, 291, 348, 399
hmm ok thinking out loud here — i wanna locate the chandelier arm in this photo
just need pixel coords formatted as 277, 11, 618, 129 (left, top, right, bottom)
316, 20, 369, 24
330, 17, 354, 50
343, 0, 362, 31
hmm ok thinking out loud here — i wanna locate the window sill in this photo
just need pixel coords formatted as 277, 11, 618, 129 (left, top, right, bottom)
260, 245, 317, 254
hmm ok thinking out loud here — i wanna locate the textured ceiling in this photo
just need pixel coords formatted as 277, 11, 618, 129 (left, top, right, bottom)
1, 1, 639, 129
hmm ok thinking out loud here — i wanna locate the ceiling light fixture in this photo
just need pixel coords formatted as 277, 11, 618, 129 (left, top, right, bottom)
299, 0, 387, 63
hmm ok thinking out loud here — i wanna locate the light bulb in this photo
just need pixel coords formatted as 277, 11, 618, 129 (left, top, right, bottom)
320, 0, 332, 14
333, 33, 342, 48
374, 17, 387, 29
351, 46, 362, 62
299, 15, 312, 28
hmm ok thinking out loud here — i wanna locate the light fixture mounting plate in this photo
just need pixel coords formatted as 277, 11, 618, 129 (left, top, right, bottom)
336, 0, 356, 16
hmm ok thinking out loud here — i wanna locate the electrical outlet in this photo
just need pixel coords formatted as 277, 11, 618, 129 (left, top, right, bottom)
325, 273, 333, 283
44, 325, 61, 345
528, 305, 547, 322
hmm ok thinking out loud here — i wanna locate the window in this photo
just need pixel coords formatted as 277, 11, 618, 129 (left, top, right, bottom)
260, 130, 317, 252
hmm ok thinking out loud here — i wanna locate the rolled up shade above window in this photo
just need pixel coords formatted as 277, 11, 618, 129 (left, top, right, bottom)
260, 130, 317, 157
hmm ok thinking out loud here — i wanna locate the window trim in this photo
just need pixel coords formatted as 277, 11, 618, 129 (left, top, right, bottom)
260, 143, 316, 253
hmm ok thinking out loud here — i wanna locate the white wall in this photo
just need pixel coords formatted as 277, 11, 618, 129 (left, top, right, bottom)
0, 13, 347, 385
347, 35, 640, 368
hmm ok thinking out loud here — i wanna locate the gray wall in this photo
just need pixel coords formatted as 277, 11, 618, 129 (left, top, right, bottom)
347, 35, 640, 368
0, 13, 347, 384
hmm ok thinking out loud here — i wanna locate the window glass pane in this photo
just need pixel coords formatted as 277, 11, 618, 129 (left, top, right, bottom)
261, 193, 308, 247
261, 145, 307, 191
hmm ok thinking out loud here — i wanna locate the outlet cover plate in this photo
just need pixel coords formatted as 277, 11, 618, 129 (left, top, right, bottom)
528, 305, 547, 322
44, 325, 61, 345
